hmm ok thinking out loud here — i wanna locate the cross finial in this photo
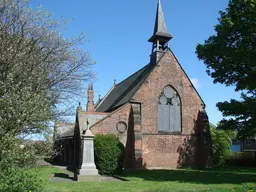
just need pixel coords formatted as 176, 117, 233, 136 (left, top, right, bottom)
82, 119, 93, 136
77, 102, 82, 112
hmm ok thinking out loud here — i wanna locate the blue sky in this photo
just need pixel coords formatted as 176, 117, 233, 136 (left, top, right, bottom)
31, 0, 240, 125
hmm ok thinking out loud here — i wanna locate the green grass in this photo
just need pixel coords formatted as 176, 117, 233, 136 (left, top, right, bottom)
36, 166, 256, 192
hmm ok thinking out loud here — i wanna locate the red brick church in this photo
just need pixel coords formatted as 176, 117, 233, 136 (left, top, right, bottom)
54, 0, 213, 169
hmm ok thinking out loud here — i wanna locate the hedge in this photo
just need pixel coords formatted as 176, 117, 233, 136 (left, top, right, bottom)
227, 152, 256, 167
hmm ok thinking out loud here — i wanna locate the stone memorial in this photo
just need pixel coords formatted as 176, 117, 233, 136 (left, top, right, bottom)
76, 120, 99, 181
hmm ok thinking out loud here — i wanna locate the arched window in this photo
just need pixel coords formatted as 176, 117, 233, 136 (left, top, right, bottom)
158, 86, 181, 133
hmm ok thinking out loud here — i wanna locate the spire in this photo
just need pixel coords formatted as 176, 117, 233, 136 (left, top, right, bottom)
149, 0, 172, 43
149, 0, 172, 64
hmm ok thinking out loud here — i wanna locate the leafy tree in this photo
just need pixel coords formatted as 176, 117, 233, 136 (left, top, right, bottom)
32, 137, 53, 157
0, 0, 95, 138
0, 1, 95, 190
196, 0, 256, 138
0, 135, 42, 192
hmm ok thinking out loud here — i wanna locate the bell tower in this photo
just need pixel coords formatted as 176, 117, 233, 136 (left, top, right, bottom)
149, 0, 172, 64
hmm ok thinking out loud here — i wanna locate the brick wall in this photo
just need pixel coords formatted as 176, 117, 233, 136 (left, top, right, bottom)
91, 104, 137, 169
89, 50, 212, 169
91, 104, 132, 147
133, 50, 206, 168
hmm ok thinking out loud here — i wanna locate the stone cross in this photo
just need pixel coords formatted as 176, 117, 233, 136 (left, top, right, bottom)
83, 119, 93, 136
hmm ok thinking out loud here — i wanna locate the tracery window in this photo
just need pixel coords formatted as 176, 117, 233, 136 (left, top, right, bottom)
158, 86, 181, 133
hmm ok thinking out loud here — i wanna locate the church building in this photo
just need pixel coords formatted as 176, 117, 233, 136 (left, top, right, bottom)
54, 0, 213, 169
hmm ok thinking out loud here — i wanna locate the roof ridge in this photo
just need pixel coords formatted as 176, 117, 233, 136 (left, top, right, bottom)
95, 84, 115, 111
115, 64, 150, 86
91, 103, 130, 129
168, 49, 205, 105
128, 51, 169, 100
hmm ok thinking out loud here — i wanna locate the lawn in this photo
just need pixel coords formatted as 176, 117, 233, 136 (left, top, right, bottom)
37, 166, 256, 192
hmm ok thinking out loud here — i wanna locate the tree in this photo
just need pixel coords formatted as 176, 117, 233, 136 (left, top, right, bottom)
0, 0, 95, 139
210, 123, 237, 166
0, 1, 94, 190
210, 124, 233, 166
0, 134, 43, 192
196, 0, 256, 138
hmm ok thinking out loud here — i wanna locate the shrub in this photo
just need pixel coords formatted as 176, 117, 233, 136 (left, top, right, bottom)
228, 152, 256, 166
0, 135, 43, 192
210, 127, 233, 166
0, 167, 43, 192
94, 134, 124, 175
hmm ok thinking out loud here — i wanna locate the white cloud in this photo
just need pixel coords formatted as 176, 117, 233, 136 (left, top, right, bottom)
191, 78, 201, 89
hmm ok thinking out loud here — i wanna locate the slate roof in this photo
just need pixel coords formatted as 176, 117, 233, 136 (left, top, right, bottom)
95, 63, 155, 112
94, 98, 102, 109
60, 128, 74, 138
54, 122, 74, 139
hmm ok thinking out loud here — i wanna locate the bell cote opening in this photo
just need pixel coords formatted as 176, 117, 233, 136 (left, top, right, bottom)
149, 0, 172, 64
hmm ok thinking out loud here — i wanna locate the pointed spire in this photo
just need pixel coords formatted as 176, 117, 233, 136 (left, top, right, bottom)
153, 0, 168, 35
148, 0, 172, 43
